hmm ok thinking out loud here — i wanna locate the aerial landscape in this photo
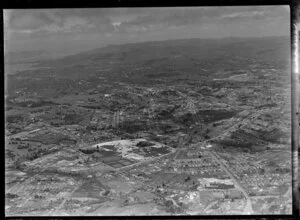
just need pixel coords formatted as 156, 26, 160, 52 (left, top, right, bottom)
4, 7, 292, 216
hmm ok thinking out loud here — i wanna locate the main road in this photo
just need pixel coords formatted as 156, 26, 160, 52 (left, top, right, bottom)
209, 151, 253, 214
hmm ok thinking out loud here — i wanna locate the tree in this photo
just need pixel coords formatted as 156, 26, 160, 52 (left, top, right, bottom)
14, 158, 22, 169
185, 176, 191, 182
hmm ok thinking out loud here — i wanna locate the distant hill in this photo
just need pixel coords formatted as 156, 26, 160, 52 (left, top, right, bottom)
5, 36, 291, 97
33, 36, 290, 69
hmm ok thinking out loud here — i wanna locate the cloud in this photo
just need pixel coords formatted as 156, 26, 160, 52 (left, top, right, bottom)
106, 6, 289, 34
221, 11, 265, 19
9, 13, 52, 30
4, 6, 289, 39
5, 9, 112, 36
220, 6, 288, 21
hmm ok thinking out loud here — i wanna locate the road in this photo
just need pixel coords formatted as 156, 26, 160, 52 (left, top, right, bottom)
165, 197, 180, 207
183, 101, 258, 214
209, 151, 253, 214
117, 150, 175, 171
50, 182, 83, 215
169, 92, 255, 214
7, 173, 38, 194
204, 200, 219, 213
283, 186, 292, 197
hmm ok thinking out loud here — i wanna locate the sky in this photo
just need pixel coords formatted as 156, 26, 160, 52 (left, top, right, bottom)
4, 6, 290, 55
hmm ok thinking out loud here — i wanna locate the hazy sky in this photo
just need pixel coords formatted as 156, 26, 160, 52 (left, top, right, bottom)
4, 6, 290, 54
